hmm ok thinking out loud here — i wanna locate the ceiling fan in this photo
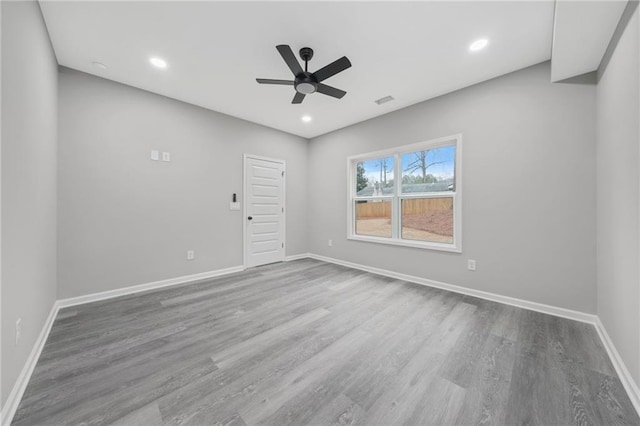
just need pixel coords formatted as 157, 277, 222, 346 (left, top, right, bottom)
256, 45, 352, 104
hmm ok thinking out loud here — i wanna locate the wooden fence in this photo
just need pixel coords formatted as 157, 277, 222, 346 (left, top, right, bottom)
356, 197, 453, 218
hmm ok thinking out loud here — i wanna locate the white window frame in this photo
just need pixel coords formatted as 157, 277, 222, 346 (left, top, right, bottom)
346, 134, 462, 253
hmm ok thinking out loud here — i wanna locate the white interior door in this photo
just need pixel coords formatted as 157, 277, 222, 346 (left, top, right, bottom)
244, 155, 285, 268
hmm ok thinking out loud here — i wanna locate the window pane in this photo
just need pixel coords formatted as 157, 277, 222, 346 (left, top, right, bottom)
401, 145, 455, 193
401, 197, 453, 243
355, 200, 392, 238
355, 156, 395, 196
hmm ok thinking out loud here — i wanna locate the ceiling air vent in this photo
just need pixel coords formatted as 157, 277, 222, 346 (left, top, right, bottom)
375, 96, 394, 105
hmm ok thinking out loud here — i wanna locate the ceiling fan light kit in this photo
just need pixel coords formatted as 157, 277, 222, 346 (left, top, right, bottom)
256, 45, 351, 104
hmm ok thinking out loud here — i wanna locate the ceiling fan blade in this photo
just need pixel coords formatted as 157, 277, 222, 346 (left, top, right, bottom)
256, 78, 294, 85
312, 56, 351, 82
276, 45, 304, 76
317, 83, 346, 99
292, 92, 305, 104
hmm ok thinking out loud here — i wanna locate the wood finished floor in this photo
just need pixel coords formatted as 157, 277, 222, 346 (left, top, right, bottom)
12, 259, 639, 426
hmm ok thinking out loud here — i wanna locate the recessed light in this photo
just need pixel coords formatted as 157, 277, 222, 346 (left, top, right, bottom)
149, 57, 168, 69
301, 115, 312, 123
92, 61, 107, 70
469, 38, 489, 52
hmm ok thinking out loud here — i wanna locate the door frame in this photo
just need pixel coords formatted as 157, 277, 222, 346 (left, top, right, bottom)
243, 154, 286, 269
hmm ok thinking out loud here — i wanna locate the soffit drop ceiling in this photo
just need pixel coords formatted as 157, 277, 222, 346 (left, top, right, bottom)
40, 1, 556, 138
551, 0, 628, 82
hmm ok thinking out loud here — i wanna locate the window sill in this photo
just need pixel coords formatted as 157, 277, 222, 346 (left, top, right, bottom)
347, 235, 462, 253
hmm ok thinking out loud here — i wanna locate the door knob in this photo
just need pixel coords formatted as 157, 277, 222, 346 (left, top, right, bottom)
247, 216, 253, 220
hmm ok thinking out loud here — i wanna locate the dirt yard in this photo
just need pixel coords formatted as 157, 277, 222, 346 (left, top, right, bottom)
356, 212, 453, 244
402, 210, 453, 237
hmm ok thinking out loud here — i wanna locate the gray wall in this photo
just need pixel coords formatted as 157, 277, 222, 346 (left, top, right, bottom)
57, 68, 308, 299
308, 62, 597, 314
1, 1, 58, 407
596, 8, 639, 384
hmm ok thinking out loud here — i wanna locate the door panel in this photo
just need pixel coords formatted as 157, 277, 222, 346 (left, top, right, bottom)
245, 156, 285, 268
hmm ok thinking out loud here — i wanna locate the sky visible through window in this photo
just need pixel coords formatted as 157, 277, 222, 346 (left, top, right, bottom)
358, 145, 455, 185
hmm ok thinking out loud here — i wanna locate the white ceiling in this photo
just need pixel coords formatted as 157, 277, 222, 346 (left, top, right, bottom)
39, 1, 557, 138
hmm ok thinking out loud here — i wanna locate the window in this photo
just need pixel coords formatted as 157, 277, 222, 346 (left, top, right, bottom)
348, 134, 461, 252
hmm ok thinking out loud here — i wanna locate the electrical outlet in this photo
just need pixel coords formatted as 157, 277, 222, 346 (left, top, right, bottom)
467, 259, 477, 271
162, 152, 171, 162
150, 150, 159, 161
187, 250, 195, 260
328, 239, 333, 247
15, 318, 22, 346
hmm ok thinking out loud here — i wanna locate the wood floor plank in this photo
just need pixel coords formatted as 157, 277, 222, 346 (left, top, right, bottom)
405, 377, 467, 426
211, 307, 331, 369
256, 286, 449, 426
14, 356, 219, 426
30, 270, 352, 396
454, 334, 517, 425
305, 394, 364, 426
236, 284, 427, 425
490, 303, 521, 342
581, 370, 639, 426
11, 260, 640, 426
340, 289, 458, 411
156, 276, 408, 425
357, 301, 477, 425
107, 401, 163, 426
439, 297, 502, 388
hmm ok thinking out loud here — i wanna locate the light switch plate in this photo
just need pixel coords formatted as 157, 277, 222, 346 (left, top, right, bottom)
162, 152, 171, 162
150, 150, 159, 161
230, 202, 240, 211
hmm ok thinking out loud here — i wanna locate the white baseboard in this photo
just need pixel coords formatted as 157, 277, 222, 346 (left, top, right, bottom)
308, 253, 597, 324
1, 302, 60, 426
57, 265, 244, 308
594, 317, 640, 415
284, 253, 311, 262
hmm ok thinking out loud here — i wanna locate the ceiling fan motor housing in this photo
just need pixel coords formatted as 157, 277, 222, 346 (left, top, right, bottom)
295, 72, 318, 94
